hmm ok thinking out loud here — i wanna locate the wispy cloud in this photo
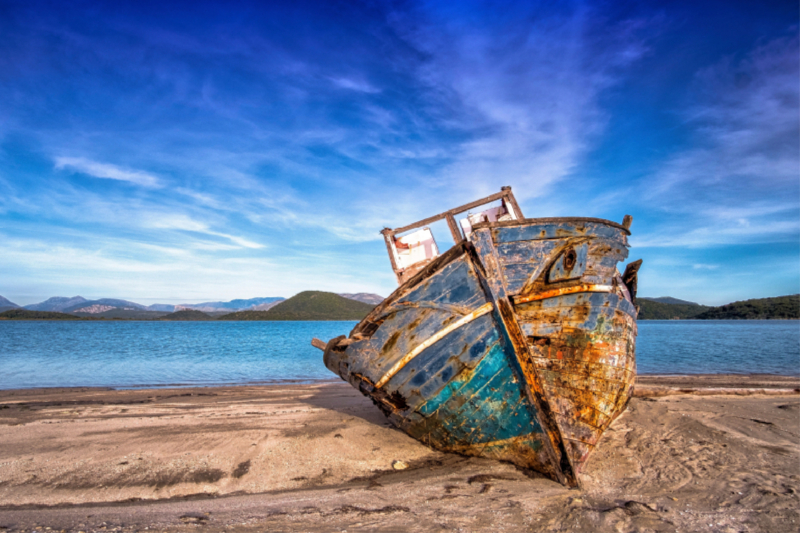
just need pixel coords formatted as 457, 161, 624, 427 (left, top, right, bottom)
54, 157, 162, 188
0, 1, 796, 304
661, 34, 797, 192
0, 229, 389, 305
692, 264, 719, 270
387, 4, 652, 201
329, 76, 381, 93
634, 34, 799, 248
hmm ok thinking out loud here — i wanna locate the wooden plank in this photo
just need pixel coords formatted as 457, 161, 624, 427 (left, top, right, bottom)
502, 186, 524, 220
491, 220, 629, 244
397, 319, 500, 412
515, 291, 638, 327
470, 226, 579, 488
415, 339, 508, 417
391, 188, 519, 235
513, 284, 613, 304
546, 395, 613, 430
480, 216, 630, 235
553, 413, 603, 445
375, 302, 494, 388
529, 357, 634, 383
311, 338, 326, 351
380, 228, 399, 275
446, 213, 463, 243
537, 368, 627, 399
495, 239, 562, 265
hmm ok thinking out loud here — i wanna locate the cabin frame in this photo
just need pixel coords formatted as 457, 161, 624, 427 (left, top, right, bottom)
380, 186, 524, 284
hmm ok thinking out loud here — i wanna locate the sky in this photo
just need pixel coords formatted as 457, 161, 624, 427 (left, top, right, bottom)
0, 0, 797, 306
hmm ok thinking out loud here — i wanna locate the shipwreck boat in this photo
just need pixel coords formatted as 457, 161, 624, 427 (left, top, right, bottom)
312, 187, 641, 487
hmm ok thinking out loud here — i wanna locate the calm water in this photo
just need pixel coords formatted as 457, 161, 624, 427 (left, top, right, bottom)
0, 320, 797, 390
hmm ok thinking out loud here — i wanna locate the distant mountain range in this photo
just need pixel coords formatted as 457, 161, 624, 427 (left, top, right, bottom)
0, 295, 288, 317
25, 296, 90, 312
0, 295, 20, 312
64, 298, 147, 314
0, 291, 377, 321
338, 293, 384, 305
5, 292, 793, 321
174, 297, 285, 313
0, 293, 382, 319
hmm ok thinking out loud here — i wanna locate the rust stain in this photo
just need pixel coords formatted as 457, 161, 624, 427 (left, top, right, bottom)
514, 283, 613, 304
318, 198, 638, 489
382, 331, 401, 354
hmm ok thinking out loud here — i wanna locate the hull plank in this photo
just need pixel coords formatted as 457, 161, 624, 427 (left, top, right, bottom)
320, 214, 639, 488
495, 239, 562, 294
391, 313, 499, 412
484, 219, 637, 473
468, 218, 637, 477
404, 339, 555, 477
325, 244, 566, 481
491, 219, 629, 244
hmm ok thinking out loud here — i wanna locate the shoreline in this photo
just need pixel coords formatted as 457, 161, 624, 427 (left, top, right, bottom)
1, 373, 798, 395
0, 378, 798, 531
2, 317, 799, 320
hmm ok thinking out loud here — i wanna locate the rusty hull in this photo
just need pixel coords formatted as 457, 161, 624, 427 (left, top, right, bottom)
320, 217, 639, 487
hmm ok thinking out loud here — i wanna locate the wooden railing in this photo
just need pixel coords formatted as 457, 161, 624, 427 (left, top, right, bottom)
379, 186, 524, 281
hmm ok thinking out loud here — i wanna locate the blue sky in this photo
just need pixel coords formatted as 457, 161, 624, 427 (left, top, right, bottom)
0, 0, 797, 306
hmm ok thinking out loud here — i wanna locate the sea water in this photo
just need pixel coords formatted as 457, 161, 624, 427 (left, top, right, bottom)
0, 320, 797, 390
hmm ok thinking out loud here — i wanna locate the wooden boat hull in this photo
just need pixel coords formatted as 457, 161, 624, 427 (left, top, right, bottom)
322, 217, 637, 487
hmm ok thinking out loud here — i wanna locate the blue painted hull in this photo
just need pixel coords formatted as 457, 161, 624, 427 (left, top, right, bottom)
323, 217, 638, 487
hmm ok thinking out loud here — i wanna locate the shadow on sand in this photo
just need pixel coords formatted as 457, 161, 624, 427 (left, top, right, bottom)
295, 382, 394, 428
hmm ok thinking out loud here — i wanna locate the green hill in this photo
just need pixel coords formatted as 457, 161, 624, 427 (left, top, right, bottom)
0, 309, 83, 320
641, 297, 700, 306
217, 310, 277, 320
218, 291, 375, 321
637, 299, 710, 320
693, 295, 799, 320
161, 310, 213, 321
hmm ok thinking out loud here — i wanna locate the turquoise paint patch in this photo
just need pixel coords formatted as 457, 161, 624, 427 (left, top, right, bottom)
414, 339, 545, 448
417, 341, 506, 417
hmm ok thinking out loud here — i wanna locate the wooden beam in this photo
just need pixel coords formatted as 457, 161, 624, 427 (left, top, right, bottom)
446, 213, 463, 243
311, 338, 327, 351
374, 302, 494, 388
380, 228, 399, 274
501, 186, 524, 219
391, 188, 514, 235
622, 214, 633, 230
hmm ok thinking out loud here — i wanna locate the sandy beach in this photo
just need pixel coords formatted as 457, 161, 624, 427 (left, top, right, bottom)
0, 376, 797, 532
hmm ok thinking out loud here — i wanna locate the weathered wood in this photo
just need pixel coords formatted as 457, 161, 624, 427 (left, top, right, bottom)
622, 214, 633, 230
380, 228, 400, 277
391, 187, 523, 236
319, 198, 638, 488
501, 186, 523, 219
374, 302, 493, 388
445, 213, 463, 243
477, 216, 630, 234
311, 338, 326, 351
513, 284, 613, 304
622, 259, 643, 303
490, 220, 629, 244
470, 226, 578, 487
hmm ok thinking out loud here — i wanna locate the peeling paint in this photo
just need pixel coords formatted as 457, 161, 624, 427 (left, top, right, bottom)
314, 192, 640, 488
